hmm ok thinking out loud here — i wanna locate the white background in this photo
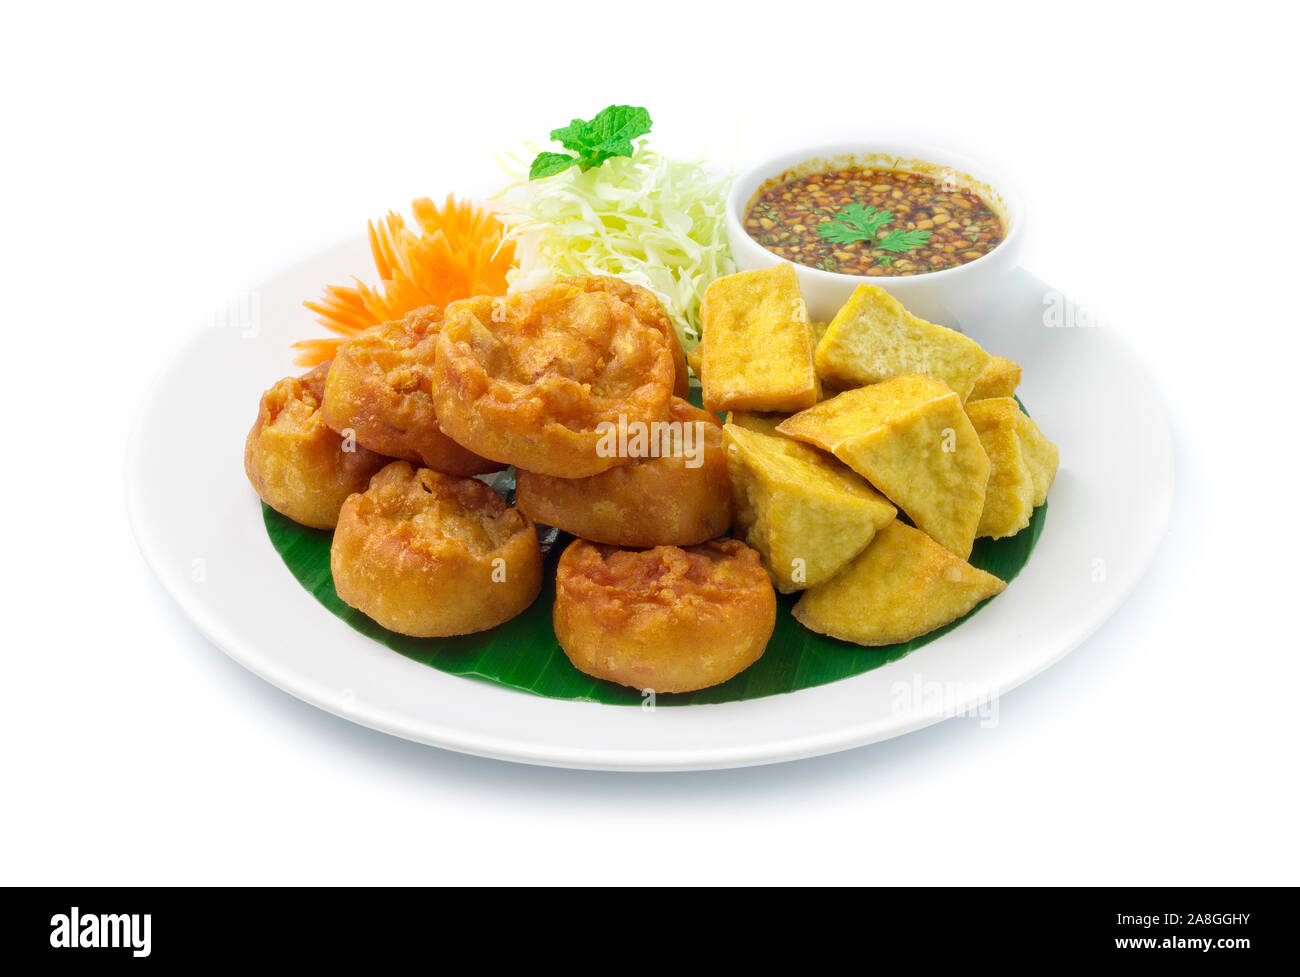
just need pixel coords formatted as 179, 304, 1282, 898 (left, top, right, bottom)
3, 1, 1297, 885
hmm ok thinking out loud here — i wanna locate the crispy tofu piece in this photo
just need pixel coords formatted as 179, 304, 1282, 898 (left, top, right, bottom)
724, 410, 791, 438
966, 398, 1035, 538
965, 398, 1059, 537
685, 342, 703, 381
724, 424, 896, 593
793, 520, 1006, 646
968, 355, 1022, 401
814, 285, 991, 401
777, 375, 990, 558
700, 264, 818, 413
1014, 409, 1059, 507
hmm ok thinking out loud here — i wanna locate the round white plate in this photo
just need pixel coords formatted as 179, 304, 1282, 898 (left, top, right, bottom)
127, 236, 1173, 771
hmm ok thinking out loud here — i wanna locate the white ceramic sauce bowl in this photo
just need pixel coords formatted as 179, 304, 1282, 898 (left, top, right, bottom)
726, 143, 1024, 331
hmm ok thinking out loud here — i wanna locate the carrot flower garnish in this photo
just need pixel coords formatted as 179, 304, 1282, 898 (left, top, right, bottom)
295, 195, 516, 366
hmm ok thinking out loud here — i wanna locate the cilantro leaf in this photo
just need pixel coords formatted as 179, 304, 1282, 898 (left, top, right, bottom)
816, 204, 894, 246
818, 221, 871, 245
529, 152, 579, 180
877, 229, 932, 253
531, 105, 653, 179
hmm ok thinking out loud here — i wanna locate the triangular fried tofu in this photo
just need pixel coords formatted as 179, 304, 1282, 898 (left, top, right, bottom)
1013, 409, 1058, 507
777, 375, 990, 558
814, 285, 991, 401
966, 397, 1059, 538
968, 355, 1022, 401
793, 520, 1006, 646
965, 398, 1036, 538
724, 410, 791, 438
724, 424, 896, 593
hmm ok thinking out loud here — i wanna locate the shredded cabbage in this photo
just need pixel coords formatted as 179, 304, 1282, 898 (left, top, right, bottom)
495, 145, 734, 347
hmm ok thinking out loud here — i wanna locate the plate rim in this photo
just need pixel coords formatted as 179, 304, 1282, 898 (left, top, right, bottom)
126, 253, 1174, 771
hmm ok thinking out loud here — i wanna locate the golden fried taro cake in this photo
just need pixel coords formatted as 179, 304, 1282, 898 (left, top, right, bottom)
559, 275, 690, 399
553, 539, 775, 693
515, 399, 730, 547
245, 362, 389, 529
331, 461, 541, 637
432, 283, 676, 477
320, 306, 500, 476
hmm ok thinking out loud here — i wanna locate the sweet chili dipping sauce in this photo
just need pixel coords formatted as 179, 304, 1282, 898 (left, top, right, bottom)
745, 168, 1004, 276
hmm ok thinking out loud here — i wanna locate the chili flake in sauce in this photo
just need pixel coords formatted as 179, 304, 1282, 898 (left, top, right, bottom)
744, 168, 1004, 276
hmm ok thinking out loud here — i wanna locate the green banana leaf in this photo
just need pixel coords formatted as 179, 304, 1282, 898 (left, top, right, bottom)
263, 482, 1045, 708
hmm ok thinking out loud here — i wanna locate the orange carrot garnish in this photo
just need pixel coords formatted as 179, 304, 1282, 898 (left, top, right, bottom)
295, 195, 516, 366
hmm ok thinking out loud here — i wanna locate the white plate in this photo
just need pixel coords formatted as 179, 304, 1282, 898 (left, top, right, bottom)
126, 236, 1173, 771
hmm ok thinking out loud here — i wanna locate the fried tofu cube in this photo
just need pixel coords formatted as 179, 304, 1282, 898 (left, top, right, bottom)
793, 520, 1006, 646
968, 355, 1022, 401
685, 342, 703, 380
814, 285, 991, 401
724, 424, 896, 593
700, 264, 818, 413
966, 398, 1036, 538
965, 398, 1059, 538
724, 410, 791, 438
777, 375, 990, 558
1014, 409, 1059, 507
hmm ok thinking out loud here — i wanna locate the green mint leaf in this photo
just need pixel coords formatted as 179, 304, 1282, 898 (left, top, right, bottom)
529, 151, 578, 180
549, 119, 595, 154
546, 105, 652, 172
583, 104, 652, 150
877, 229, 932, 253
575, 146, 629, 171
